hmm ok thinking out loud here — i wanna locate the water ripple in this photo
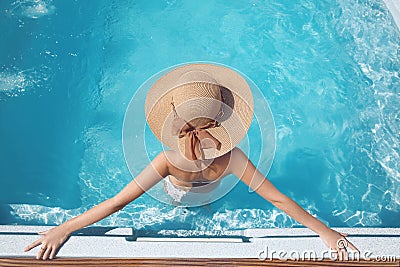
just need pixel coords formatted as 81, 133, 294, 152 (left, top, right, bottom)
7, 0, 55, 19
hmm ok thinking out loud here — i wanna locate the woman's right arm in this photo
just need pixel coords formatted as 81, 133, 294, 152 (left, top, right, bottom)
228, 147, 358, 259
25, 152, 169, 260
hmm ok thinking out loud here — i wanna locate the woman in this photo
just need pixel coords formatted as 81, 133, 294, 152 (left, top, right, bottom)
25, 63, 359, 260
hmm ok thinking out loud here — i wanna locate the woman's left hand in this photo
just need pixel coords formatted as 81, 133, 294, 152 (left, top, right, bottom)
24, 227, 69, 260
319, 229, 359, 260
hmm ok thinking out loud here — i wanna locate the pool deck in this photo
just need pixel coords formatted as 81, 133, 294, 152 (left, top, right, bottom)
1, 257, 399, 266
0, 226, 399, 264
384, 0, 400, 30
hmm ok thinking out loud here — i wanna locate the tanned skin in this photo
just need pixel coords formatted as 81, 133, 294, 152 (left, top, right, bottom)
25, 148, 359, 260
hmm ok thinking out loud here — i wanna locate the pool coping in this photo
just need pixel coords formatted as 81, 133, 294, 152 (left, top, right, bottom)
1, 1, 399, 263
1, 226, 399, 260
384, 0, 400, 30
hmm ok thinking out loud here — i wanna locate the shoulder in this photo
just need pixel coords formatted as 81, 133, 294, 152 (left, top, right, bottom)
154, 150, 186, 173
156, 150, 179, 167
226, 147, 252, 174
230, 147, 250, 161
148, 151, 172, 177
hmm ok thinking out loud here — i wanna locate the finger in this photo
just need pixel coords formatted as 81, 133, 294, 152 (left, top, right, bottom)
42, 247, 52, 260
340, 232, 348, 236
36, 246, 46, 260
49, 247, 57, 260
347, 240, 360, 253
38, 230, 48, 235
24, 238, 42, 252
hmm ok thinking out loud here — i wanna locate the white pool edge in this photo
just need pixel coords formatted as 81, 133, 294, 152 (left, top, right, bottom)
1, 226, 399, 260
1, 0, 399, 263
384, 0, 400, 30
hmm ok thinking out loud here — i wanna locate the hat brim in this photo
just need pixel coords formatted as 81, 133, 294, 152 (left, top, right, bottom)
145, 63, 254, 159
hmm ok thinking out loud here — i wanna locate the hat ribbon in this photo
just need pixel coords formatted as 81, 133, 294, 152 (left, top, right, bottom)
171, 103, 222, 160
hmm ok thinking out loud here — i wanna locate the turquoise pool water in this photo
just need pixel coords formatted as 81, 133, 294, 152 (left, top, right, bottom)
0, 0, 399, 230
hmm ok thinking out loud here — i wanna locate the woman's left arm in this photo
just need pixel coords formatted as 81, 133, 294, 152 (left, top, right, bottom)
25, 152, 169, 260
228, 148, 359, 256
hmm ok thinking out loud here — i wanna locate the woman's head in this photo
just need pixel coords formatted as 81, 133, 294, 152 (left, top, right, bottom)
171, 82, 223, 128
145, 63, 254, 160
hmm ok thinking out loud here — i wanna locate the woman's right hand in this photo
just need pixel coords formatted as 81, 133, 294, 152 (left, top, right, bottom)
24, 227, 69, 260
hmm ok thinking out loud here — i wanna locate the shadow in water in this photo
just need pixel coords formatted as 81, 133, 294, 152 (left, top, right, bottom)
125, 227, 250, 242
0, 204, 18, 225
72, 226, 123, 236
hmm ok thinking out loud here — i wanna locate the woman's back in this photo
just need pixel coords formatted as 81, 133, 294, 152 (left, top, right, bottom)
163, 150, 231, 188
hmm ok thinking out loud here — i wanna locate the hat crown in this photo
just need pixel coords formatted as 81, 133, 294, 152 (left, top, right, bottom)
145, 63, 254, 159
176, 70, 218, 86
170, 70, 224, 127
171, 82, 222, 127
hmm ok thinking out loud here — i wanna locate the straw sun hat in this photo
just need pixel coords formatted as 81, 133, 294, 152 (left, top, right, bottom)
145, 63, 254, 160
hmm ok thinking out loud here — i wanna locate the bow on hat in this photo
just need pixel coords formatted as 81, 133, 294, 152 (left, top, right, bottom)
171, 102, 222, 160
